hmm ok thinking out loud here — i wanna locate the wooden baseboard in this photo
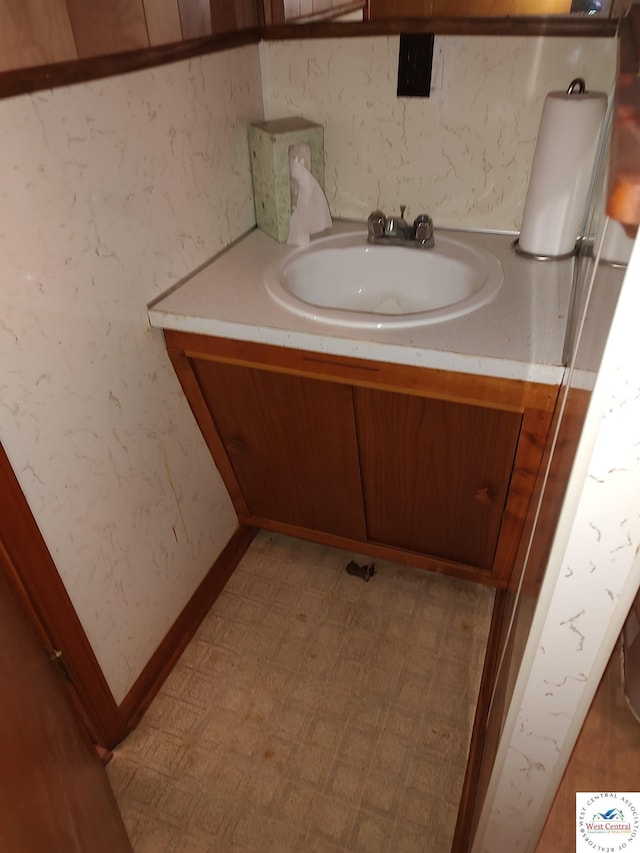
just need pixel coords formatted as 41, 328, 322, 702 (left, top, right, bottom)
118, 525, 258, 731
451, 589, 508, 853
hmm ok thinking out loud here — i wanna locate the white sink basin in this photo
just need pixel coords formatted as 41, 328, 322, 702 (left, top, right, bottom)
264, 231, 504, 329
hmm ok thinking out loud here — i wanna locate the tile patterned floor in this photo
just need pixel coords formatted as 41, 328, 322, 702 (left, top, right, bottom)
107, 532, 494, 852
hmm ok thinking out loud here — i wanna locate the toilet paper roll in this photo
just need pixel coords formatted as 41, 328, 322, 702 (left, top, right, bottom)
518, 86, 607, 258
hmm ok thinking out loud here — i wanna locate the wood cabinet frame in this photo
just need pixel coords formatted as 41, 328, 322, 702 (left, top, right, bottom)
165, 330, 559, 589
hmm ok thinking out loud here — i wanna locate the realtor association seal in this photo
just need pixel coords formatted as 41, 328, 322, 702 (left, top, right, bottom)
577, 793, 639, 852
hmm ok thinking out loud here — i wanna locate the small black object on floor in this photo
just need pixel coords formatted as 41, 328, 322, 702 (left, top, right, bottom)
345, 560, 376, 582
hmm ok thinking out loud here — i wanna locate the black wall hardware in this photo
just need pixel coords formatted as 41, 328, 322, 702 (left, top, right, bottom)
397, 32, 434, 98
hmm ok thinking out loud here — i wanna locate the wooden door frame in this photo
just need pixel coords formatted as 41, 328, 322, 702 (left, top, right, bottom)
0, 442, 127, 749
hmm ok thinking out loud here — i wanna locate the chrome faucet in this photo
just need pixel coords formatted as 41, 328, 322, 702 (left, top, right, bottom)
367, 206, 434, 249
385, 205, 411, 240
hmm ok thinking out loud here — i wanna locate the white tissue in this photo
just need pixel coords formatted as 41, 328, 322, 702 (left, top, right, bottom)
287, 156, 332, 247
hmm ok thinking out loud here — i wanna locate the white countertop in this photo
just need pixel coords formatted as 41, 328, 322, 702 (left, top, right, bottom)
148, 221, 577, 384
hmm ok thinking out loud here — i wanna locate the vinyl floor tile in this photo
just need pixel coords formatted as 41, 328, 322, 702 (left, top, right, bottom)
109, 531, 494, 851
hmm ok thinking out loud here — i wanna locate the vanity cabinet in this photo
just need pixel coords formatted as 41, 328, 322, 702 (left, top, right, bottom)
192, 359, 367, 540
354, 387, 522, 570
165, 330, 558, 588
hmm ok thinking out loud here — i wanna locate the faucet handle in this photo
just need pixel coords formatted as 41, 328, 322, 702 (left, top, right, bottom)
413, 214, 434, 248
367, 210, 386, 242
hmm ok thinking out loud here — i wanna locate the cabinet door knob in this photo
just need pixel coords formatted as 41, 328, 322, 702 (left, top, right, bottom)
227, 437, 246, 453
474, 486, 495, 505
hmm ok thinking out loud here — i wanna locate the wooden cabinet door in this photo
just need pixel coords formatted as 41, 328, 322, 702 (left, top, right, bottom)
0, 566, 132, 852
354, 387, 522, 569
192, 359, 367, 540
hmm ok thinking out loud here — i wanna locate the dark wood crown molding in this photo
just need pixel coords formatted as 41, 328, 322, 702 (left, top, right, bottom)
0, 15, 617, 101
263, 15, 617, 40
0, 28, 260, 100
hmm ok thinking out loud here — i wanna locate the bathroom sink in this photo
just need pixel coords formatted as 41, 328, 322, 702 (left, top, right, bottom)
264, 231, 503, 329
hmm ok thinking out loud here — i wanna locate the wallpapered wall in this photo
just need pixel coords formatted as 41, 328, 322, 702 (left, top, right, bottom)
262, 35, 615, 231
0, 46, 263, 703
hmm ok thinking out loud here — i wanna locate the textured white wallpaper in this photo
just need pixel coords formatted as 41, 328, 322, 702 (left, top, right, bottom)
0, 47, 263, 703
261, 36, 616, 231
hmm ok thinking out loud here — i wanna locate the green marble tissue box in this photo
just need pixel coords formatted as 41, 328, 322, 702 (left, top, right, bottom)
249, 117, 325, 243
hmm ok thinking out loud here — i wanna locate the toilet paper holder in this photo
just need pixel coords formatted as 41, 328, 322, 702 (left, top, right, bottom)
515, 76, 607, 261
512, 237, 580, 262
567, 77, 586, 95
